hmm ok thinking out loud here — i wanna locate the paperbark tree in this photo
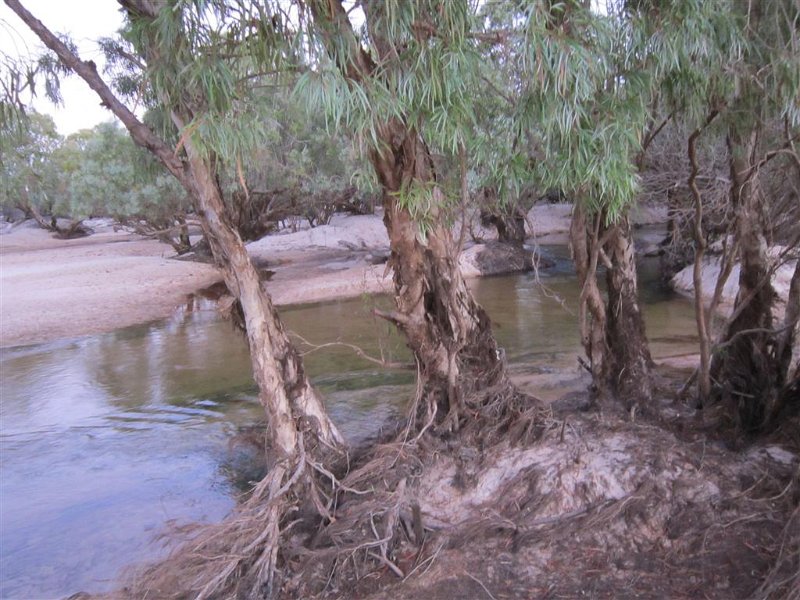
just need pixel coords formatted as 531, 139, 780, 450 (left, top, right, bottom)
507, 1, 658, 409
303, 0, 516, 433
5, 0, 343, 594
702, 0, 800, 430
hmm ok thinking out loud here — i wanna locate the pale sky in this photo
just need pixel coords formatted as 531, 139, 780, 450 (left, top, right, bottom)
0, 0, 126, 135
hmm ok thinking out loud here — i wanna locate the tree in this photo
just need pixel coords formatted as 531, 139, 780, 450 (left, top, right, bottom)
490, 0, 659, 409
4, 1, 345, 594
706, 0, 800, 430
648, 0, 800, 425
0, 111, 61, 219
301, 0, 526, 434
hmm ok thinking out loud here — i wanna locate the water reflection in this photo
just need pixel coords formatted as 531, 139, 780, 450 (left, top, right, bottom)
0, 253, 698, 598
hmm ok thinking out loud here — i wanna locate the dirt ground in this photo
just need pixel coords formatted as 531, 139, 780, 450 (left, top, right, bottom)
290, 382, 800, 600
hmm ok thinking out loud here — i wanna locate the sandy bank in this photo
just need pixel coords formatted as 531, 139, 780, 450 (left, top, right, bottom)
0, 222, 220, 348
0, 215, 396, 348
1, 202, 667, 348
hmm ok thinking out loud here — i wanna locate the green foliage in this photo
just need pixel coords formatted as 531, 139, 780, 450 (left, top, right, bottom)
117, 0, 305, 167
63, 122, 187, 220
0, 111, 61, 215
5, 0, 795, 238
296, 0, 486, 211
1, 115, 188, 222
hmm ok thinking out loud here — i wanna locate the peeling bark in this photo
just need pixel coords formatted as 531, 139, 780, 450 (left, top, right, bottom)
308, 0, 514, 432
710, 128, 779, 430
570, 205, 653, 409
372, 127, 509, 429
570, 205, 609, 396
179, 138, 343, 455
604, 216, 654, 408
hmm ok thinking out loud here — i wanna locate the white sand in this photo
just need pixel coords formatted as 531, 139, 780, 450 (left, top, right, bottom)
0, 215, 395, 348
0, 204, 666, 348
0, 222, 220, 347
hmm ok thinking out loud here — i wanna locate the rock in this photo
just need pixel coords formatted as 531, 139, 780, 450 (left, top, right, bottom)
459, 242, 538, 277
630, 203, 668, 226
671, 252, 798, 308
526, 203, 573, 237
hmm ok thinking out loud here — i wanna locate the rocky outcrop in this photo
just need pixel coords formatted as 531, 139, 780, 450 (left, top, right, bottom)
671, 250, 798, 310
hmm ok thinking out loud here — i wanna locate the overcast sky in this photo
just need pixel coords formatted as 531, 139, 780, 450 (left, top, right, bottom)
0, 0, 125, 135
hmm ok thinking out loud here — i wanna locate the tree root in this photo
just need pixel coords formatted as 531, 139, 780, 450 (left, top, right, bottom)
123, 371, 549, 599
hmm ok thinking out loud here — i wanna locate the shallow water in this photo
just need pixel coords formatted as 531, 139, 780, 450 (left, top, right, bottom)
0, 246, 698, 598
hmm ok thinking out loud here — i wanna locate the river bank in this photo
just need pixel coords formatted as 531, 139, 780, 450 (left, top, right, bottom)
3, 207, 798, 600
0, 203, 671, 349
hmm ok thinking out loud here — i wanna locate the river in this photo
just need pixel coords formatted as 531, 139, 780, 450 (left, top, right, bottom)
0, 246, 699, 598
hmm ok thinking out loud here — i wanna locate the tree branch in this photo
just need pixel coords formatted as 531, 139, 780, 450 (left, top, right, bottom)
4, 0, 187, 187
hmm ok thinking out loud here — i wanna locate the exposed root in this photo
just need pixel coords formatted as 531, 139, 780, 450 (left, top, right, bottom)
121, 379, 798, 600
123, 430, 348, 600
360, 411, 799, 600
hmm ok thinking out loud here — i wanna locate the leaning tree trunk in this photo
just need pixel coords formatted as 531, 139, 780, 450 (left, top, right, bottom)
8, 1, 346, 593
179, 136, 344, 456
710, 128, 779, 430
570, 204, 653, 409
6, 0, 343, 454
370, 128, 511, 431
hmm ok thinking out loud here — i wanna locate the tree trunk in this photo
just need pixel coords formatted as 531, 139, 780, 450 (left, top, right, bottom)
773, 259, 800, 418
687, 111, 720, 406
709, 127, 778, 430
175, 215, 191, 254
570, 204, 609, 396
4, 0, 343, 457
570, 205, 653, 409
604, 216, 654, 408
179, 137, 344, 455
306, 0, 520, 434
370, 128, 510, 431
480, 187, 527, 245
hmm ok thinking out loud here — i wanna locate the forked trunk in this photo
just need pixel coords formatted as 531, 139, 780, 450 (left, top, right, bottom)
570, 205, 653, 409
371, 129, 510, 430
710, 128, 778, 430
570, 204, 609, 394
